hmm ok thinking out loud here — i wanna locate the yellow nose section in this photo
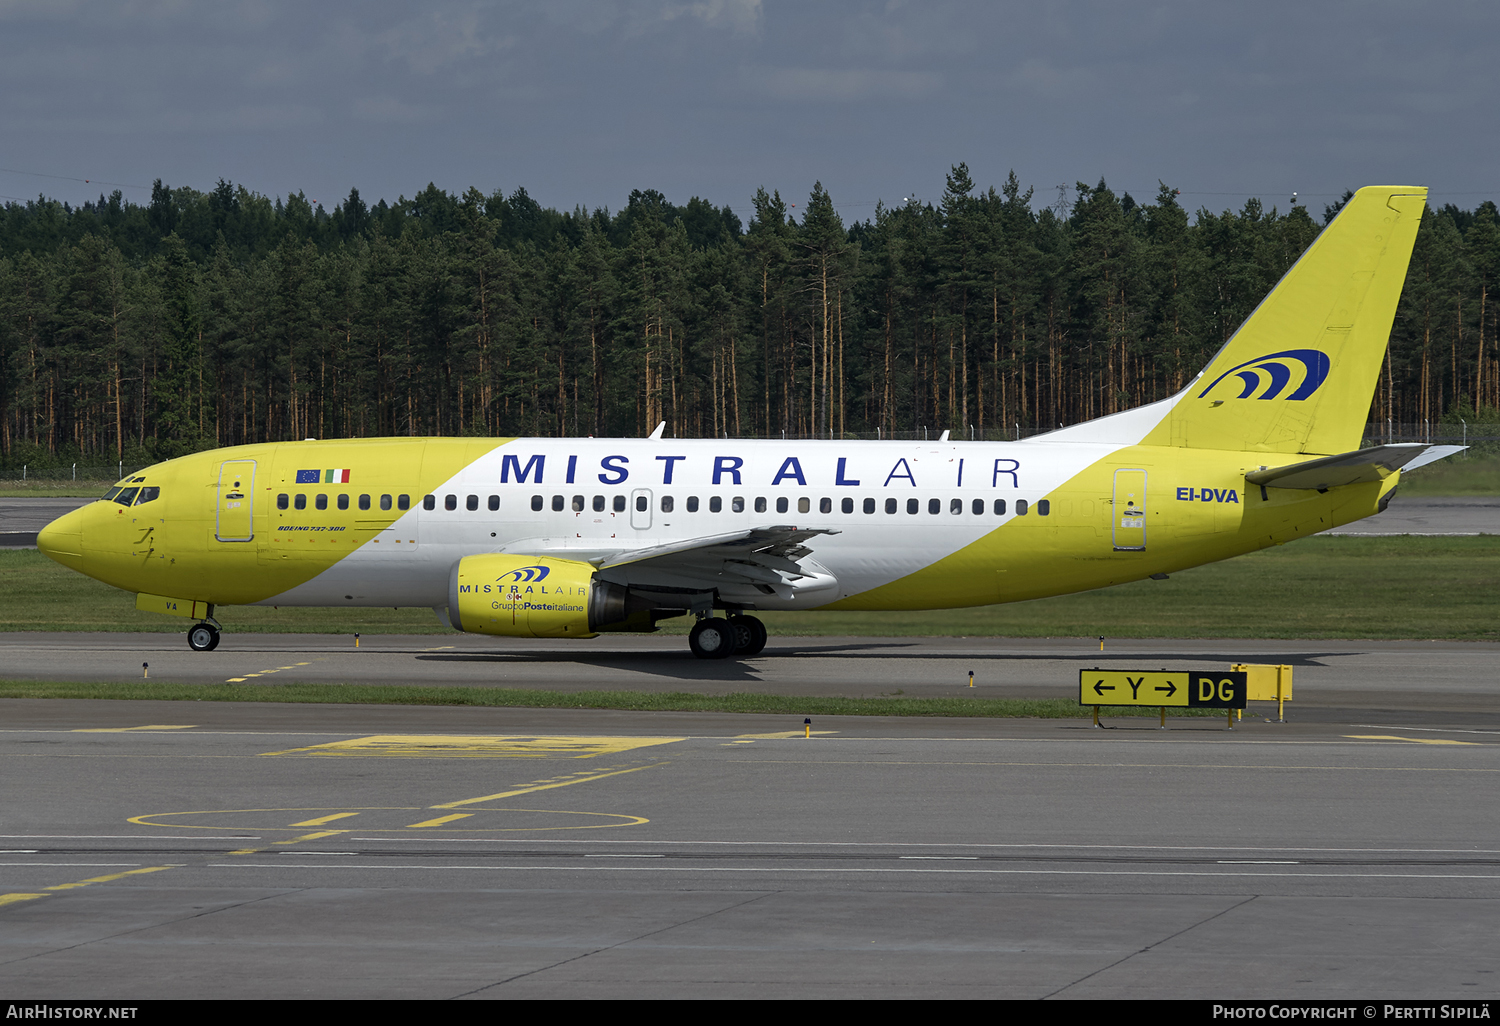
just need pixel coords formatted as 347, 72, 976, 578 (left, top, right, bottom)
36, 505, 88, 569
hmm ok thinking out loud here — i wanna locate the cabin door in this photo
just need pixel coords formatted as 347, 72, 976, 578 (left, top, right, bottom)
216, 460, 256, 542
1112, 469, 1147, 551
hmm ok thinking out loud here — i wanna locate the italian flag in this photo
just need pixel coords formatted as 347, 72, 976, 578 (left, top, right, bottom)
323, 469, 351, 484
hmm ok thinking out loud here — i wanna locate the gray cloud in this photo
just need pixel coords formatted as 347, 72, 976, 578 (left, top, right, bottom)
0, 0, 1495, 220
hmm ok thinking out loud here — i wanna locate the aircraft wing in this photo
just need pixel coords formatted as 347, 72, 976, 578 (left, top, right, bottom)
1245, 443, 1466, 490
598, 526, 840, 588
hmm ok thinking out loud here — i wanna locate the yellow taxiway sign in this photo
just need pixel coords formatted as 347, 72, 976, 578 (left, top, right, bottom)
1079, 670, 1247, 709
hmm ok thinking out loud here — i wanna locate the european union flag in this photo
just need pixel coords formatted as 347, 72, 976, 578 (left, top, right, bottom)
295, 469, 320, 484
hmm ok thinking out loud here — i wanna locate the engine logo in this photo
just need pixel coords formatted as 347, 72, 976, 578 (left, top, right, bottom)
498, 564, 551, 583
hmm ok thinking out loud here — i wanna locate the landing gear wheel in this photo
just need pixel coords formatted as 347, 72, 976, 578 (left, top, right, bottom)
187, 622, 220, 652
689, 617, 738, 659
728, 615, 767, 657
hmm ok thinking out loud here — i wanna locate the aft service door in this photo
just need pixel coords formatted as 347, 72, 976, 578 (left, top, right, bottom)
1112, 468, 1147, 551
216, 460, 256, 542
630, 488, 653, 530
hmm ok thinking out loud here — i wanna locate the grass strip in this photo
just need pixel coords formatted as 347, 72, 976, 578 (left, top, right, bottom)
0, 679, 1227, 718
1397, 453, 1500, 495
9, 534, 1497, 639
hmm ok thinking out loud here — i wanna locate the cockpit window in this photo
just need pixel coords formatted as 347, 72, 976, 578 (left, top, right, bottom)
134, 487, 161, 506
102, 486, 122, 502
114, 487, 139, 506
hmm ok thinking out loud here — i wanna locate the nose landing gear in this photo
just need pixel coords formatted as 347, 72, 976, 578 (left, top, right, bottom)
187, 621, 221, 652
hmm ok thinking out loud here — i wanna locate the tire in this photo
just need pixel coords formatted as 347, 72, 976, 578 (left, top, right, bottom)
187, 623, 219, 652
689, 617, 738, 659
730, 615, 767, 657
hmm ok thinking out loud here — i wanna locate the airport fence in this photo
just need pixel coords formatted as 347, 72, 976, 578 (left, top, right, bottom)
0, 463, 149, 486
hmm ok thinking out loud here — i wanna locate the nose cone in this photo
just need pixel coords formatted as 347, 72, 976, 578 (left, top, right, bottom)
36, 505, 87, 569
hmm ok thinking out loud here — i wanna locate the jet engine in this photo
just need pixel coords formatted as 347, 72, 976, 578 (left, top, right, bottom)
447, 554, 661, 637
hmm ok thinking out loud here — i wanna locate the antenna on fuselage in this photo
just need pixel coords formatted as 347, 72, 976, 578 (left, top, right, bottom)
648, 421, 666, 440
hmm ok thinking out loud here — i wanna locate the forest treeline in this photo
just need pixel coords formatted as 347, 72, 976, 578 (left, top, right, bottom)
1, 166, 1497, 470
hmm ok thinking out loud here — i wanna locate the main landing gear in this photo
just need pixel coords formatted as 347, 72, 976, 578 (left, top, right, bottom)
187, 621, 221, 652
688, 613, 767, 660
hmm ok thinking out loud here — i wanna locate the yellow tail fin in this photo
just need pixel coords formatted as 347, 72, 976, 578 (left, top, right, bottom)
1143, 185, 1427, 456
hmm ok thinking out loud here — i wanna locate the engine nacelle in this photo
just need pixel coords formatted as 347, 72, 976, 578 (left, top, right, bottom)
447, 554, 652, 638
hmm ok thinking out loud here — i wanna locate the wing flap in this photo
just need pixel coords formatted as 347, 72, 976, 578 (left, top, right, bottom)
598, 525, 840, 590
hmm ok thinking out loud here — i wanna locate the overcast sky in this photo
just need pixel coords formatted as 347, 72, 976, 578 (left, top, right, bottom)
2, 0, 1496, 224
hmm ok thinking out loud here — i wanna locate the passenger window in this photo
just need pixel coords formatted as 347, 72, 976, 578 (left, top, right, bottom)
907, 498, 919, 514
755, 497, 767, 513
295, 493, 307, 510
635, 495, 647, 512
490, 495, 501, 511
1038, 499, 1051, 516
531, 495, 544, 511
950, 498, 962, 515
467, 495, 479, 511
842, 498, 854, 514
928, 498, 940, 514
572, 495, 584, 512
359, 494, 371, 511
661, 495, 673, 513
819, 497, 832, 514
797, 497, 810, 514
380, 494, 392, 511
732, 497, 745, 513
994, 499, 1007, 515
613, 495, 626, 512
445, 494, 457, 511
398, 495, 410, 511
338, 494, 350, 511
885, 498, 897, 514
276, 493, 288, 510
776, 497, 789, 514
423, 495, 435, 511
687, 496, 699, 512
592, 495, 604, 512
864, 498, 876, 514
315, 493, 328, 511
972, 498, 983, 515
1016, 499, 1029, 515
135, 486, 160, 505
710, 496, 722, 513
552, 495, 565, 512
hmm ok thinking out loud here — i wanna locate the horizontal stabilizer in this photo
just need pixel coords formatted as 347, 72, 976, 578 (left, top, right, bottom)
1245, 443, 1463, 490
